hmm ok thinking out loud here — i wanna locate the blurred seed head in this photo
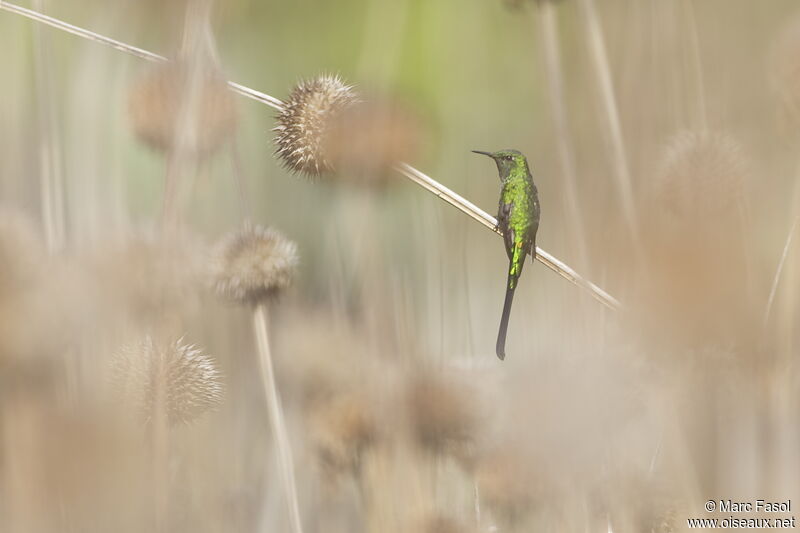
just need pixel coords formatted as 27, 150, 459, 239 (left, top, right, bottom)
651, 130, 749, 230
110, 335, 224, 426
0, 215, 81, 378
323, 98, 421, 186
640, 131, 753, 347
405, 371, 478, 458
89, 232, 206, 324
309, 390, 379, 480
210, 224, 299, 304
128, 59, 237, 156
474, 446, 538, 524
275, 75, 358, 176
410, 514, 472, 533
278, 311, 376, 409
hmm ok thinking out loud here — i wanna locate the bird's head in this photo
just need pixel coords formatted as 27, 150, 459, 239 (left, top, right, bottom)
472, 149, 527, 179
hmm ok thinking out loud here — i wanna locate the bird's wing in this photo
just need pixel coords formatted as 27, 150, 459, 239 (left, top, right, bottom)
498, 201, 514, 258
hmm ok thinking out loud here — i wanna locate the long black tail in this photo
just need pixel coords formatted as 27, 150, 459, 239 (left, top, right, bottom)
496, 273, 516, 360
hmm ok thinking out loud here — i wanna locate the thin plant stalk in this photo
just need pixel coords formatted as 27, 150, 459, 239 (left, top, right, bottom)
160, 0, 215, 234
0, 0, 620, 310
252, 303, 304, 533
577, 0, 639, 245
763, 216, 799, 331
151, 396, 169, 533
30, 0, 65, 253
681, 0, 707, 132
536, 1, 588, 267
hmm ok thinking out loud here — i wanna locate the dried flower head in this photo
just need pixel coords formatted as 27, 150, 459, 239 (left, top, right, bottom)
128, 59, 237, 156
110, 336, 224, 426
652, 130, 748, 228
0, 210, 45, 298
406, 372, 477, 457
210, 224, 299, 304
309, 390, 379, 479
275, 75, 423, 183
474, 447, 538, 524
275, 75, 358, 176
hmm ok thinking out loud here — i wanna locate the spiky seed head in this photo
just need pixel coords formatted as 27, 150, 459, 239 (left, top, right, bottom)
0, 210, 45, 298
274, 75, 358, 176
406, 372, 477, 457
128, 59, 237, 156
210, 224, 299, 304
110, 336, 224, 426
652, 130, 748, 228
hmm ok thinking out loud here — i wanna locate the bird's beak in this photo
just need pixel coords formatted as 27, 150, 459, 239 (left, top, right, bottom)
471, 150, 493, 158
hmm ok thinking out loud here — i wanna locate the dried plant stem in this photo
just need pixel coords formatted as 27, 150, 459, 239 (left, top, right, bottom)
29, 0, 65, 253
152, 403, 169, 533
763, 216, 799, 331
0, 1, 283, 109
0, 1, 620, 310
682, 0, 708, 131
252, 304, 304, 533
473, 481, 482, 529
536, 1, 588, 267
577, 0, 639, 244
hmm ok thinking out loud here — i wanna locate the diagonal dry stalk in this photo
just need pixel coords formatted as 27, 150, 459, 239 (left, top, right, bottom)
253, 304, 304, 533
0, 0, 620, 310
763, 216, 799, 332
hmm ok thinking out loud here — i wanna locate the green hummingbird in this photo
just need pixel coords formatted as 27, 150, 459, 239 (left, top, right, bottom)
473, 149, 541, 360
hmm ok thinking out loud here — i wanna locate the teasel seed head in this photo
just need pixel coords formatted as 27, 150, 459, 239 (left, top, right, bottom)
275, 75, 358, 176
275, 75, 421, 184
309, 390, 379, 480
652, 130, 748, 230
210, 224, 299, 305
128, 59, 237, 156
405, 371, 477, 458
110, 335, 224, 426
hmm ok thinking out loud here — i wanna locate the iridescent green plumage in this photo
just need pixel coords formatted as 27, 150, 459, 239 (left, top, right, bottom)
473, 149, 540, 360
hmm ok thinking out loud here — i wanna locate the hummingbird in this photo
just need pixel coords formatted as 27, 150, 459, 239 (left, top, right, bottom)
472, 149, 540, 360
